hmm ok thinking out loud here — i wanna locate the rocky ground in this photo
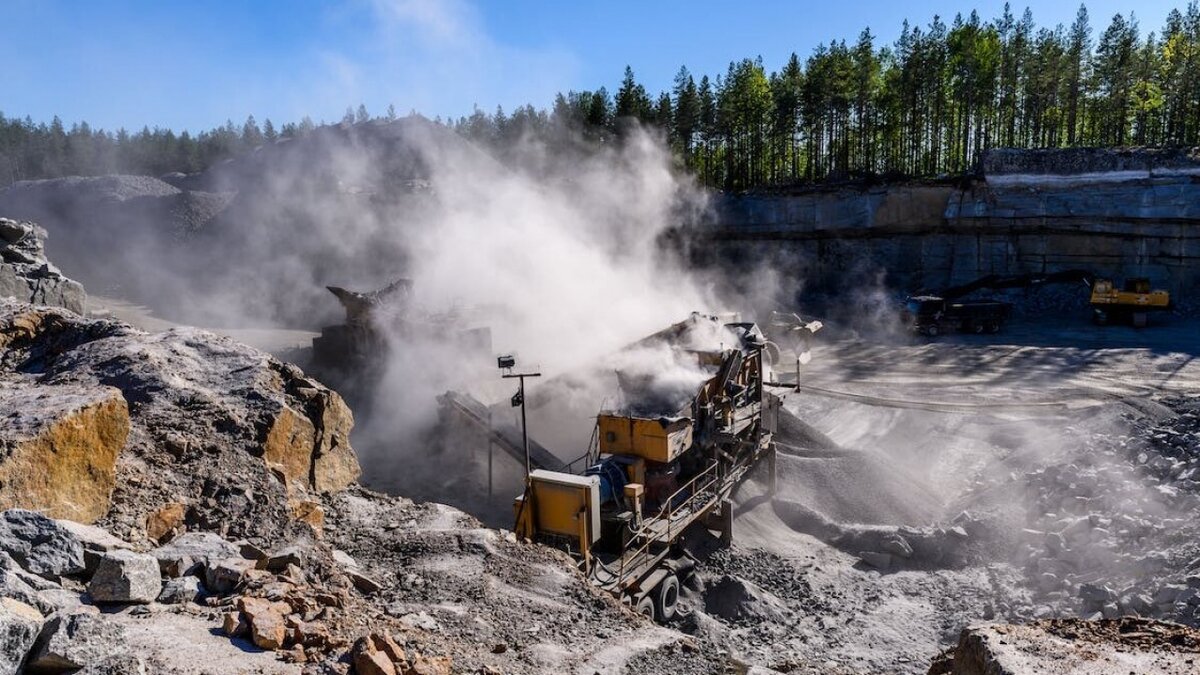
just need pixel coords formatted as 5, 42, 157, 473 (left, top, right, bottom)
0, 295, 713, 674
651, 313, 1200, 673
3, 211, 1199, 673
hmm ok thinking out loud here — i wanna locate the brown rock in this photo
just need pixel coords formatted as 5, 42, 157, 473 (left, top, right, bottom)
221, 611, 249, 638
348, 569, 383, 595
145, 502, 186, 543
239, 598, 287, 650
262, 391, 359, 494
287, 617, 331, 648
371, 632, 407, 666
262, 406, 316, 489
292, 501, 325, 536
309, 391, 359, 493
405, 655, 452, 675
0, 378, 129, 523
353, 636, 397, 675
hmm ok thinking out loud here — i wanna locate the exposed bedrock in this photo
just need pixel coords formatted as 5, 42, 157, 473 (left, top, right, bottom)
0, 299, 359, 537
707, 148, 1200, 297
0, 217, 85, 314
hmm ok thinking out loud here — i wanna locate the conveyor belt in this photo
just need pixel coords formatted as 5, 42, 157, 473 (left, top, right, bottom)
439, 390, 566, 472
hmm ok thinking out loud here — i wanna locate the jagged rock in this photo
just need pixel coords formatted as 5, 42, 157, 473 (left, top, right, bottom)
858, 550, 893, 570
352, 635, 398, 675
204, 558, 255, 596
0, 597, 44, 674
0, 301, 360, 542
151, 532, 239, 578
28, 612, 129, 672
54, 521, 133, 577
408, 655, 453, 675
0, 510, 85, 579
0, 218, 86, 314
221, 611, 248, 638
156, 576, 201, 605
263, 544, 305, 572
87, 550, 162, 604
144, 503, 185, 544
238, 597, 289, 650
879, 533, 913, 559
0, 381, 129, 523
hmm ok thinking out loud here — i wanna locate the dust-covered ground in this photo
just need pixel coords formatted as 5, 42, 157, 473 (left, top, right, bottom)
670, 312, 1200, 674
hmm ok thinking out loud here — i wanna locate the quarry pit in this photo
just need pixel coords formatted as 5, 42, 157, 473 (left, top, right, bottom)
0, 128, 1198, 675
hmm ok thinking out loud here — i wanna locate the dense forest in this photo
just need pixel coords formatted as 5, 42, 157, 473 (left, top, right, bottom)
3, 3, 1200, 191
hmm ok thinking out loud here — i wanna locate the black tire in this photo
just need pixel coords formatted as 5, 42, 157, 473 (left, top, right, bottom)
655, 574, 680, 621
635, 595, 655, 621
972, 321, 984, 334
986, 321, 1000, 334
1093, 310, 1108, 325
925, 324, 939, 337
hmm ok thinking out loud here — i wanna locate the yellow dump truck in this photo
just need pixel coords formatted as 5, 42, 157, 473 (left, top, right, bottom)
512, 319, 779, 621
1090, 278, 1171, 327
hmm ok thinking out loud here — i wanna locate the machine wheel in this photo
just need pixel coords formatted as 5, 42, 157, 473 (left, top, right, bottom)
654, 574, 680, 621
1093, 309, 1108, 325
635, 595, 655, 621
924, 325, 939, 337
986, 321, 1000, 334
972, 321, 984, 334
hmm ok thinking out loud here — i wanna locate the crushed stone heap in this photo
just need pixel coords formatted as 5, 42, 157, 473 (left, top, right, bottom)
930, 617, 1200, 674
0, 299, 359, 540
0, 217, 85, 314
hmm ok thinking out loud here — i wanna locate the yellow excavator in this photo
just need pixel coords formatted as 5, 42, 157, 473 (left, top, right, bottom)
1089, 278, 1171, 327
512, 316, 779, 621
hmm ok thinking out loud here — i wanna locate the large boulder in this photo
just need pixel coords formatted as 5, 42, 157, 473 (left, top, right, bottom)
0, 380, 129, 523
0, 217, 85, 314
86, 550, 162, 604
26, 612, 130, 672
0, 300, 360, 542
0, 597, 43, 674
0, 511, 85, 579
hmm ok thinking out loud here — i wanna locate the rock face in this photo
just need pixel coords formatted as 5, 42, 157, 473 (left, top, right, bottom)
708, 148, 1200, 301
0, 217, 85, 314
0, 380, 129, 522
0, 300, 360, 541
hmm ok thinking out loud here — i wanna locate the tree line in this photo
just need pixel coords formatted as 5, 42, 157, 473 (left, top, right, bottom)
3, 3, 1199, 192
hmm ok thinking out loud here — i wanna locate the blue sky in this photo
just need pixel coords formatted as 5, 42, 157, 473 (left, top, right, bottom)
5, 0, 1186, 133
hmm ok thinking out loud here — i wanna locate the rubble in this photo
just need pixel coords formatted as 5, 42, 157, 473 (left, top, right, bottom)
935, 618, 1200, 674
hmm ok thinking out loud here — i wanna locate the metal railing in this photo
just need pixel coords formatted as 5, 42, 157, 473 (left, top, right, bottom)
612, 461, 723, 588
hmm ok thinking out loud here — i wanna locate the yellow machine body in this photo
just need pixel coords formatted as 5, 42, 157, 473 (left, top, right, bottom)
513, 470, 601, 547
597, 415, 693, 464
1090, 278, 1171, 309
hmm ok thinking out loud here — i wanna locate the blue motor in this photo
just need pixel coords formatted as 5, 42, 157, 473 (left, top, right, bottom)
585, 457, 628, 506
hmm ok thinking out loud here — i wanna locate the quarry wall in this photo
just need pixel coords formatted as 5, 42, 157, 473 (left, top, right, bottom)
709, 149, 1200, 297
